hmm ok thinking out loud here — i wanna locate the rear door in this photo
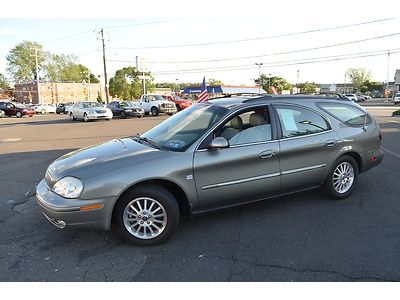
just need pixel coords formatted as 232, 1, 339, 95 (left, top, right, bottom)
273, 103, 339, 192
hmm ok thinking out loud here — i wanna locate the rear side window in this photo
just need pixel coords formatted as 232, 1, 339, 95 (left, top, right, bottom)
275, 105, 330, 138
317, 102, 371, 126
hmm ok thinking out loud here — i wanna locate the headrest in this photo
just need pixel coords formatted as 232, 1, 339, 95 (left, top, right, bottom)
249, 113, 265, 126
230, 116, 243, 129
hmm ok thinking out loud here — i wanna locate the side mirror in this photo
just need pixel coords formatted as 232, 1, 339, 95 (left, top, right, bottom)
209, 137, 229, 149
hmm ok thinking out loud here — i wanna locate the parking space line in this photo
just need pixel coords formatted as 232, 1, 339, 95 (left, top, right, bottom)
0, 138, 22, 143
382, 147, 400, 159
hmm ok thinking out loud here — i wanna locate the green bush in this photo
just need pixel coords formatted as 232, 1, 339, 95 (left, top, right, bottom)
392, 110, 400, 116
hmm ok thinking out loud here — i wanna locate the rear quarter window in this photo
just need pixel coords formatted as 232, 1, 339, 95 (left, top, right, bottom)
317, 102, 371, 127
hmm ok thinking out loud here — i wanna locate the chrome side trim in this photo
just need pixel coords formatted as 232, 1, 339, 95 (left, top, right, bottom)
278, 129, 334, 141
281, 164, 326, 175
201, 172, 280, 190
196, 139, 278, 152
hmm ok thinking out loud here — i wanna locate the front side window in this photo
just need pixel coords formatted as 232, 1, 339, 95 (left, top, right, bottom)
317, 102, 371, 127
216, 106, 272, 146
142, 104, 227, 152
275, 105, 330, 138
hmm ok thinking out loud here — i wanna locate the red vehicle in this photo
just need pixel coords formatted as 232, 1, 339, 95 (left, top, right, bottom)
0, 101, 36, 117
163, 95, 192, 111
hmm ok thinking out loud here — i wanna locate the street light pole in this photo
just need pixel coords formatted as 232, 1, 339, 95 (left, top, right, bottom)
268, 73, 272, 93
30, 48, 41, 104
386, 50, 390, 101
255, 63, 263, 93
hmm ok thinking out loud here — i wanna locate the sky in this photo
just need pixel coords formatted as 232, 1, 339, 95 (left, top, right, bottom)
1, 0, 400, 87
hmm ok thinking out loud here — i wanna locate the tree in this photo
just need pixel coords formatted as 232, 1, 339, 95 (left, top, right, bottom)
255, 74, 291, 93
346, 68, 371, 92
0, 73, 10, 90
297, 81, 318, 94
207, 78, 224, 86
109, 66, 155, 99
6, 41, 45, 81
363, 81, 382, 93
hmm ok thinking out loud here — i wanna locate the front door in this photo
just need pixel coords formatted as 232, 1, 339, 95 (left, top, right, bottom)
193, 105, 281, 212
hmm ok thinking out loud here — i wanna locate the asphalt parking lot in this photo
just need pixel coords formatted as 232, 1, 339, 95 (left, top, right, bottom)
1, 100, 400, 281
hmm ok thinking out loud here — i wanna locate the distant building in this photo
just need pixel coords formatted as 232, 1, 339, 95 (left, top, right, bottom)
153, 87, 172, 96
15, 82, 104, 104
394, 69, 400, 92
333, 84, 354, 94
182, 85, 266, 98
319, 84, 337, 93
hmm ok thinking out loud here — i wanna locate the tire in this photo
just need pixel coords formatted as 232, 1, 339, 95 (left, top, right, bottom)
120, 111, 126, 119
70, 112, 76, 121
324, 155, 359, 200
56, 111, 60, 115
151, 107, 159, 117
16, 111, 22, 118
114, 185, 180, 246
83, 113, 89, 122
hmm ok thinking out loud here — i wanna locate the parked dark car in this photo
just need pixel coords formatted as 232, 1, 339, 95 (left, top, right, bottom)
0, 101, 35, 117
36, 95, 383, 246
56, 102, 73, 114
107, 101, 145, 118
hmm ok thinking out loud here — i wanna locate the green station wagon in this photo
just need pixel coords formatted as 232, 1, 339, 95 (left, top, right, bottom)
36, 95, 383, 245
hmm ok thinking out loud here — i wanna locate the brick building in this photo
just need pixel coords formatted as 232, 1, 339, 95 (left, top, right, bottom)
15, 82, 104, 104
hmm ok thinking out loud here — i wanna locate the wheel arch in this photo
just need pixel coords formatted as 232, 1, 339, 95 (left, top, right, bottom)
340, 151, 362, 173
110, 179, 191, 228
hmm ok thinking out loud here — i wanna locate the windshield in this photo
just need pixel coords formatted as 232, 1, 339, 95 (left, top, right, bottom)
148, 95, 165, 101
142, 104, 227, 152
13, 102, 26, 108
82, 102, 102, 108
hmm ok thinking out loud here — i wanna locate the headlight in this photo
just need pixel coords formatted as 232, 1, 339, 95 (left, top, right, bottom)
52, 177, 83, 198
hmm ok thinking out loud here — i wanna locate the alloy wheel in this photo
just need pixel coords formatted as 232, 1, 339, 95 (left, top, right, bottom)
332, 162, 354, 194
122, 197, 167, 240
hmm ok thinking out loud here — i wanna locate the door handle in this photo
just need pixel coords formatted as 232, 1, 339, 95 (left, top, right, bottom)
259, 150, 276, 159
325, 139, 337, 147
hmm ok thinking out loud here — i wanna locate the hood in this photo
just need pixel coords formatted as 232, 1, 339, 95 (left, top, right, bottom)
47, 137, 155, 180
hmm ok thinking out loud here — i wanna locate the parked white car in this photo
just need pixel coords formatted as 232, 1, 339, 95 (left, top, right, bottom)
34, 103, 57, 114
393, 92, 400, 104
69, 101, 113, 122
344, 94, 358, 102
139, 94, 177, 116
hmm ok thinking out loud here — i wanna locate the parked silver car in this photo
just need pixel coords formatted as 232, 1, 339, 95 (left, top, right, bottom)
69, 101, 113, 122
36, 95, 383, 245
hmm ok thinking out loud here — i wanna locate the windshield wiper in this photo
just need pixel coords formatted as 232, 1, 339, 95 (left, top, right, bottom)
133, 134, 163, 150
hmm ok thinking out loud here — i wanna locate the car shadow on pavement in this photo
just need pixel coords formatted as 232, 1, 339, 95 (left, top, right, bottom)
0, 118, 74, 127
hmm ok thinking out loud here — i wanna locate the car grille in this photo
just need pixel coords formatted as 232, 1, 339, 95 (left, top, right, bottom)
96, 110, 106, 113
162, 103, 175, 109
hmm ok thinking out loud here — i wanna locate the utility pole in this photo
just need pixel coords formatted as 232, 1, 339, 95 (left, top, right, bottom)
30, 48, 41, 104
255, 63, 263, 93
386, 50, 390, 102
99, 28, 109, 103
296, 69, 300, 93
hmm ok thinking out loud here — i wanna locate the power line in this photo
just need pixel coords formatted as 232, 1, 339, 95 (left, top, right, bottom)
41, 30, 93, 44
150, 49, 400, 75
106, 32, 400, 65
107, 18, 396, 50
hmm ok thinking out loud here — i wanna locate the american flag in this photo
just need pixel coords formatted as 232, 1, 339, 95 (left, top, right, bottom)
197, 76, 208, 102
